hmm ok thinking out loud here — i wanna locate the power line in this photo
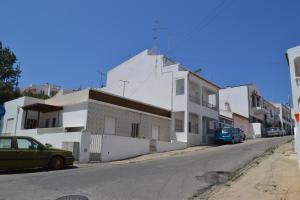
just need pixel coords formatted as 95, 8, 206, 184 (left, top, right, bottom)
176, 0, 236, 48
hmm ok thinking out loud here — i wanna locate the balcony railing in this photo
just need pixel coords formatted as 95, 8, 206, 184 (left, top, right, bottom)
189, 95, 200, 104
202, 100, 218, 111
296, 77, 300, 86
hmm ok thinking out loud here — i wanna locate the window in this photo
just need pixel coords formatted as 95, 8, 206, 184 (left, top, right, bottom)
131, 123, 139, 138
188, 122, 192, 133
25, 118, 37, 129
175, 119, 183, 132
17, 138, 39, 150
176, 79, 185, 95
195, 123, 199, 134
0, 138, 12, 149
45, 119, 50, 128
51, 118, 57, 127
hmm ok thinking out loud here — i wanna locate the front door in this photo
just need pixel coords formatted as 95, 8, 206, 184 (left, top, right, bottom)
0, 137, 17, 170
152, 125, 159, 140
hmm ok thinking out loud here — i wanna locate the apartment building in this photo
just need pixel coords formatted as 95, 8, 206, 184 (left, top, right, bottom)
273, 103, 293, 135
219, 84, 279, 137
101, 49, 220, 145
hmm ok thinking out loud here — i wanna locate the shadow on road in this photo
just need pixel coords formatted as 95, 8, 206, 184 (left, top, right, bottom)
0, 166, 78, 175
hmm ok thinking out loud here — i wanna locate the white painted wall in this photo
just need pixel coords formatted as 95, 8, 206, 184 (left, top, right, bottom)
86, 101, 171, 142
63, 102, 88, 128
219, 86, 249, 119
101, 50, 173, 110
287, 45, 300, 168
156, 140, 187, 152
100, 134, 150, 162
16, 130, 91, 163
252, 123, 262, 138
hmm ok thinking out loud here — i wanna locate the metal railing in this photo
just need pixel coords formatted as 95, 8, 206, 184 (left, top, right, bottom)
202, 100, 218, 111
189, 95, 200, 104
296, 77, 300, 86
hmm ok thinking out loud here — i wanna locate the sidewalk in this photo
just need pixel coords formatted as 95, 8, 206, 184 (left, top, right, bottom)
209, 141, 300, 200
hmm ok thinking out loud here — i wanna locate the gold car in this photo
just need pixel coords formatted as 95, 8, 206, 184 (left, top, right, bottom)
0, 136, 74, 171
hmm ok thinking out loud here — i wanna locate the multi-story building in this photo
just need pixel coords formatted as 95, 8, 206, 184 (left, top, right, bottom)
21, 83, 61, 97
286, 45, 300, 168
101, 49, 220, 145
272, 103, 293, 135
219, 84, 278, 137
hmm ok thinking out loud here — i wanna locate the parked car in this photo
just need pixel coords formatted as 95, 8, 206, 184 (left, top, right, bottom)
215, 127, 242, 144
266, 127, 283, 137
236, 128, 246, 140
0, 136, 74, 171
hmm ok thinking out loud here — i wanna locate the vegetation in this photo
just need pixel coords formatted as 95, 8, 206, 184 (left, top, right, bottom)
0, 41, 22, 105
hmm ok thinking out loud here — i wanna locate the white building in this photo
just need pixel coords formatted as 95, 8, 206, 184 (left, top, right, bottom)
21, 83, 61, 97
219, 84, 279, 137
272, 103, 293, 135
286, 45, 300, 168
101, 49, 220, 145
0, 89, 182, 162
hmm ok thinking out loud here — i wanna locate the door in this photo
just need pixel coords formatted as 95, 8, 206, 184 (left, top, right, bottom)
5, 118, 14, 135
104, 116, 116, 135
16, 138, 48, 169
152, 125, 159, 140
0, 137, 17, 170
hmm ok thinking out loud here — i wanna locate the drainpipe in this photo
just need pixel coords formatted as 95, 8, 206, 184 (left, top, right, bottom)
14, 106, 21, 136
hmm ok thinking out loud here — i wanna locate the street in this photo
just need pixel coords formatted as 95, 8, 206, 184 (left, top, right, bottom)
0, 136, 292, 200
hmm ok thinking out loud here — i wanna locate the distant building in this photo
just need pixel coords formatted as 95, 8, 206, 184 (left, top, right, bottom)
272, 103, 293, 135
21, 83, 61, 97
219, 84, 281, 137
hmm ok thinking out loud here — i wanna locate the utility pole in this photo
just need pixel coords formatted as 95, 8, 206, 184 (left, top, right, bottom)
120, 80, 129, 97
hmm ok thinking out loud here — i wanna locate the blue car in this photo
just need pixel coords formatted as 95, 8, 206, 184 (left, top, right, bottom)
215, 127, 242, 144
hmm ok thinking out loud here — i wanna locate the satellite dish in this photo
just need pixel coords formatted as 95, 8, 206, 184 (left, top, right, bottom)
0, 105, 5, 119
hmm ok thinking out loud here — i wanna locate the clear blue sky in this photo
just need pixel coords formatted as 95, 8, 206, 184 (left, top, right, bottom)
1, 0, 300, 103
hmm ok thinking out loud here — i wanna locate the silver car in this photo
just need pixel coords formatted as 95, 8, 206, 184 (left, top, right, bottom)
266, 127, 283, 137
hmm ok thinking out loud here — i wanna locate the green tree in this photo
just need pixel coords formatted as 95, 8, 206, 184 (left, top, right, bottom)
0, 41, 22, 104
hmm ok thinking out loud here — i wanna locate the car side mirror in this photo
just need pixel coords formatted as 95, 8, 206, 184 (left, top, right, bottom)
45, 143, 52, 148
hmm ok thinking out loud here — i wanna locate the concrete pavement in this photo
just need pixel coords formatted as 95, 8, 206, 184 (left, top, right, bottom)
0, 136, 292, 200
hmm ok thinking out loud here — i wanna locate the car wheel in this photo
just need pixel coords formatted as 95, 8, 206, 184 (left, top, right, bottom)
50, 156, 64, 170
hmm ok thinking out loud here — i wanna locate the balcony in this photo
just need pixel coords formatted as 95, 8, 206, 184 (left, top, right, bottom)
252, 106, 268, 115
202, 100, 218, 111
189, 95, 200, 104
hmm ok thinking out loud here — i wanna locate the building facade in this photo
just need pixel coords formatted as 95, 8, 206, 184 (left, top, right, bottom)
219, 84, 280, 137
273, 103, 293, 135
286, 45, 300, 168
0, 89, 171, 142
101, 49, 220, 145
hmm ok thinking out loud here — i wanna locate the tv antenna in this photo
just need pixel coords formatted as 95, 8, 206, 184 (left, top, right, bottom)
120, 80, 129, 97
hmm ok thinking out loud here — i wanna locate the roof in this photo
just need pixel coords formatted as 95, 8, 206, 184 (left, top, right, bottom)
89, 89, 171, 118
22, 103, 63, 113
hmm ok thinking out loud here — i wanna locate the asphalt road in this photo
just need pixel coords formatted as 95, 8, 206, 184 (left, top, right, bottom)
0, 136, 292, 200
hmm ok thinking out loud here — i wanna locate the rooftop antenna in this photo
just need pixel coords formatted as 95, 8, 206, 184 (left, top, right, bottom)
98, 70, 106, 88
152, 20, 169, 53
120, 80, 129, 97
194, 68, 202, 74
